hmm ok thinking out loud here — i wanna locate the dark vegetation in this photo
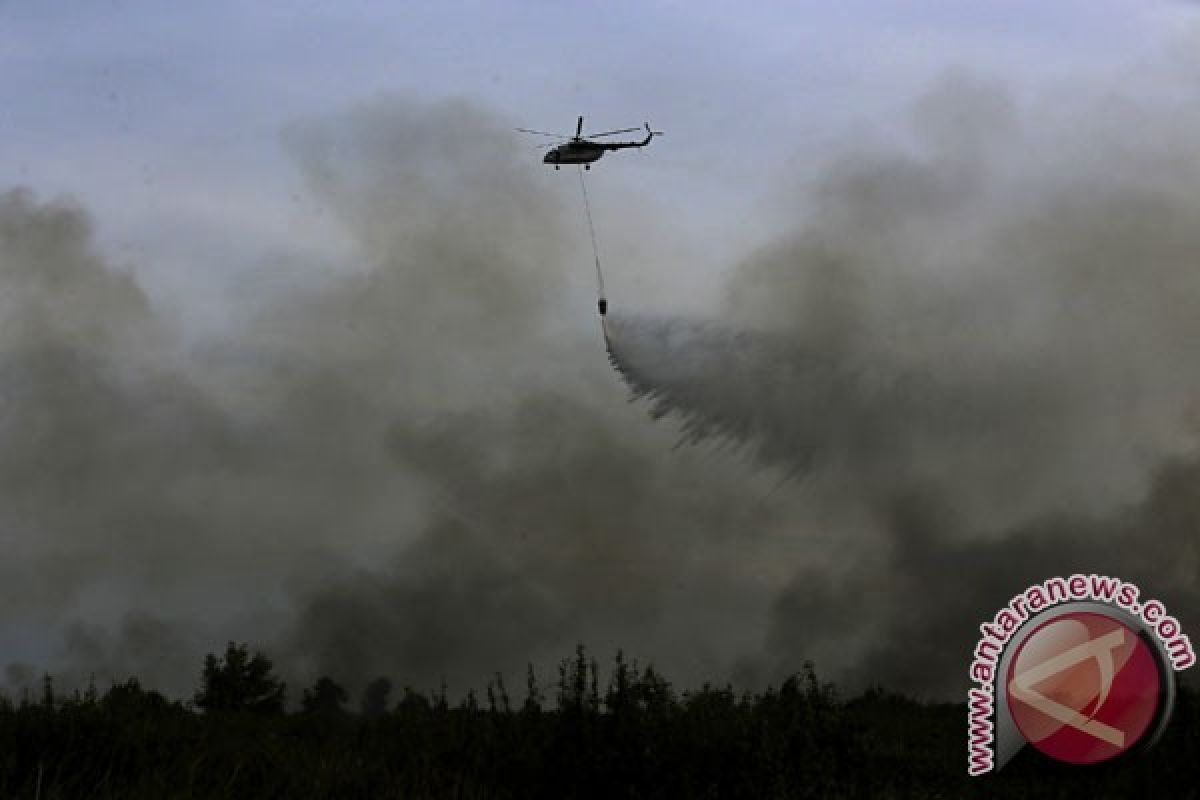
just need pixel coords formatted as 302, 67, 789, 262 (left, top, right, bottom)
0, 643, 1193, 798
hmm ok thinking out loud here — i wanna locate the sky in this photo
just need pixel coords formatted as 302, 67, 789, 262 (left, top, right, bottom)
2, 1, 1200, 702
3, 0, 1189, 328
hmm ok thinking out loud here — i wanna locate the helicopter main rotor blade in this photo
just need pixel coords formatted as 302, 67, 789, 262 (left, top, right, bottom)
587, 127, 642, 138
576, 116, 584, 137
516, 128, 572, 138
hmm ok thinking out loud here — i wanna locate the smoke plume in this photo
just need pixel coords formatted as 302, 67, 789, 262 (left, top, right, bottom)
604, 69, 1200, 692
3, 61, 1200, 703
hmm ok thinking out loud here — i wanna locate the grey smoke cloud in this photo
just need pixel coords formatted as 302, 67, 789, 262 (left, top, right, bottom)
0, 98, 792, 701
3, 66, 1199, 704
605, 70, 1200, 693
620, 72, 1200, 511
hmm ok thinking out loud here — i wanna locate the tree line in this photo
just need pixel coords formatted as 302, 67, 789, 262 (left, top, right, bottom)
0, 642, 1193, 798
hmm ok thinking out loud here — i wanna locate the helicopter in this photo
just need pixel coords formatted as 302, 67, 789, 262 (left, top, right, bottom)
517, 116, 662, 169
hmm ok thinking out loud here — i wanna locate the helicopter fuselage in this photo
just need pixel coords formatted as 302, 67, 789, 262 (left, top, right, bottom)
543, 141, 606, 166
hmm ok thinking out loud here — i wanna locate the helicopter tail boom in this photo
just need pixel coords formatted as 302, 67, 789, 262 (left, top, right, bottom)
601, 123, 662, 151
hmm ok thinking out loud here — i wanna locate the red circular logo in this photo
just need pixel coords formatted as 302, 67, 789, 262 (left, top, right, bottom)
1006, 611, 1162, 765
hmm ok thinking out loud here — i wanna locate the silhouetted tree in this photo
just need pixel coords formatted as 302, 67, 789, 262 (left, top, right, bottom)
523, 664, 542, 714
432, 678, 449, 712
102, 678, 172, 715
606, 649, 633, 716
193, 642, 285, 713
487, 672, 510, 714
301, 676, 348, 716
557, 643, 592, 713
635, 664, 672, 714
360, 676, 392, 716
396, 686, 432, 718
588, 656, 600, 713
2, 644, 1195, 798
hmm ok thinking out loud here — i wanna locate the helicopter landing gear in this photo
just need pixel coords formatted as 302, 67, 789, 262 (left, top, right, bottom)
584, 164, 590, 171
555, 165, 560, 170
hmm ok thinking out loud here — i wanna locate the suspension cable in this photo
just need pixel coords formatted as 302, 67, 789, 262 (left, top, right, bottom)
577, 166, 607, 316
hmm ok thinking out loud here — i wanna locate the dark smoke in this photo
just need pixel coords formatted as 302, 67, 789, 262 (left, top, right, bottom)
607, 71, 1200, 525
604, 69, 1200, 694
766, 455, 1200, 696
4, 62, 1200, 703
0, 99, 791, 700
